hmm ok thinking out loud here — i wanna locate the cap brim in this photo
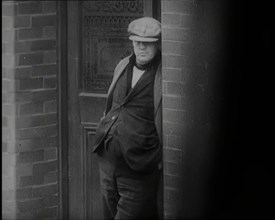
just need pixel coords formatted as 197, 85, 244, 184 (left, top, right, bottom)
129, 35, 159, 42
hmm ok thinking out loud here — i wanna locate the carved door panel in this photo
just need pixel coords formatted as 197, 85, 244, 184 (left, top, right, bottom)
67, 1, 154, 219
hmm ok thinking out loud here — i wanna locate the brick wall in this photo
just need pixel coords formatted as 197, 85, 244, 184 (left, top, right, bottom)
161, 0, 226, 218
2, 1, 58, 219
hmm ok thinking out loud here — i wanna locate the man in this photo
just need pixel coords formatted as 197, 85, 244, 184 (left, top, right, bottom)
92, 17, 162, 219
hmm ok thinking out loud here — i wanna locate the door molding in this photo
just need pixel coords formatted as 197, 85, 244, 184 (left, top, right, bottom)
57, 1, 69, 219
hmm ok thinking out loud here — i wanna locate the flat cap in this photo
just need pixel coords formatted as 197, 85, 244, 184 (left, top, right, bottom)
128, 17, 161, 42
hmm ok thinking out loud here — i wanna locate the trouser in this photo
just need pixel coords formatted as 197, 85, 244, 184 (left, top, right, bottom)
97, 136, 161, 220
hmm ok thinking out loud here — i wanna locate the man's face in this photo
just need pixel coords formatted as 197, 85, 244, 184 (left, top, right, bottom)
132, 41, 159, 65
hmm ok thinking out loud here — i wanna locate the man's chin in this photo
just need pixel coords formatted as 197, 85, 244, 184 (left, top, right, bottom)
136, 58, 152, 65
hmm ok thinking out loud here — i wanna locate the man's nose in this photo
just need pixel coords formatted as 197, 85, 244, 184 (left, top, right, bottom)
139, 42, 146, 49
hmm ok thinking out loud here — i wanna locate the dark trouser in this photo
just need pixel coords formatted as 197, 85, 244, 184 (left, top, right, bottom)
97, 136, 161, 220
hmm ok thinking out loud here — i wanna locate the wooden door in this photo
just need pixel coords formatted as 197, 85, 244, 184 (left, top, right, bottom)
66, 1, 156, 219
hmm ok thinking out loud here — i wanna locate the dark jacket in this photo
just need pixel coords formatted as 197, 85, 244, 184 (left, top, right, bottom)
92, 53, 162, 171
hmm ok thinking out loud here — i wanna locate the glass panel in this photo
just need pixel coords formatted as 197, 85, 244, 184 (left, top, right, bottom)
82, 0, 144, 94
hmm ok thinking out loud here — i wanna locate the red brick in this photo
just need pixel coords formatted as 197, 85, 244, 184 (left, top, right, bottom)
181, 14, 195, 28
2, 79, 16, 92
2, 42, 8, 54
44, 148, 57, 160
2, 42, 7, 53
43, 51, 57, 63
12, 137, 57, 153
19, 102, 44, 115
6, 91, 32, 103
2, 54, 16, 67
44, 100, 57, 113
166, 81, 185, 95
43, 26, 56, 38
33, 161, 57, 185
16, 163, 33, 177
16, 187, 32, 200
32, 64, 56, 77
18, 150, 44, 163
18, 27, 43, 40
32, 184, 57, 198
164, 174, 182, 188
166, 54, 189, 68
31, 89, 57, 102
7, 67, 32, 79
162, 68, 188, 84
3, 41, 16, 54
2, 201, 17, 220
16, 210, 36, 220
162, 0, 194, 14
162, 41, 181, 55
2, 127, 13, 142
2, 103, 19, 116
164, 204, 179, 219
43, 1, 57, 14
18, 2, 43, 15
2, 164, 15, 177
44, 76, 56, 88
162, 13, 181, 26
2, 29, 16, 42
164, 161, 182, 176
14, 15, 31, 28
32, 15, 56, 27
2, 152, 17, 166
163, 108, 187, 123
2, 67, 7, 78
16, 124, 57, 140
19, 176, 33, 188
2, 92, 7, 104
19, 78, 43, 90
2, 175, 17, 190
18, 52, 44, 66
2, 3, 17, 16
163, 95, 187, 110
16, 113, 57, 128
2, 16, 13, 29
44, 171, 57, 184
31, 39, 56, 51
162, 27, 191, 42
2, 116, 8, 127
163, 149, 183, 164
37, 206, 58, 219
14, 41, 32, 53
2, 189, 15, 200
2, 142, 8, 152
164, 187, 181, 203
43, 195, 58, 207
163, 121, 187, 136
17, 198, 44, 212
181, 42, 194, 55
166, 135, 186, 150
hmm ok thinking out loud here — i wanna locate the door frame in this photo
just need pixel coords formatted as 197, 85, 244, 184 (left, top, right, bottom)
57, 1, 161, 219
57, 1, 69, 219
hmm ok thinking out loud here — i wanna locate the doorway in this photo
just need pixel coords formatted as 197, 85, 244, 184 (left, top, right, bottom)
58, 1, 160, 219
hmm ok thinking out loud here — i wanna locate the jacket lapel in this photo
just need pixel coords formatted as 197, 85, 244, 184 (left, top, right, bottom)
106, 54, 162, 117
107, 56, 131, 95
123, 68, 154, 104
105, 55, 131, 114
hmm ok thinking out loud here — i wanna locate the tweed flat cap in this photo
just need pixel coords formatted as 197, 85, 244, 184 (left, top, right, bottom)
128, 17, 161, 42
